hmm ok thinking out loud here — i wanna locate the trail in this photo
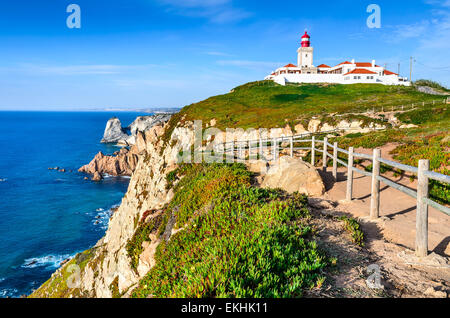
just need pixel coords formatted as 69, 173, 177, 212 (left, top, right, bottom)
308, 143, 450, 297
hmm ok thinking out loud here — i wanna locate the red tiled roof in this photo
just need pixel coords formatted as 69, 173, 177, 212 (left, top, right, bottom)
343, 68, 377, 76
317, 64, 331, 68
338, 61, 352, 65
283, 63, 297, 68
384, 70, 398, 75
355, 62, 372, 67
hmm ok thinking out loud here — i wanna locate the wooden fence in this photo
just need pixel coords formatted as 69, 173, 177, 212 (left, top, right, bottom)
353, 98, 448, 114
214, 131, 450, 258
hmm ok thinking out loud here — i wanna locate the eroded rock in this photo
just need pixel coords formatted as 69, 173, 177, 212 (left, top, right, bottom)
260, 156, 325, 196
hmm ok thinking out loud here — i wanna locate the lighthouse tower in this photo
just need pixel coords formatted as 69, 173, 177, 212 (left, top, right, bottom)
297, 31, 314, 69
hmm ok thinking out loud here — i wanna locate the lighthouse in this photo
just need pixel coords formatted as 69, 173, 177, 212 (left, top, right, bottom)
301, 31, 310, 47
297, 31, 314, 70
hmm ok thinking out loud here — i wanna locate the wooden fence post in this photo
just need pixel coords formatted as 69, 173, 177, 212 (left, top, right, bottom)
231, 140, 235, 162
272, 138, 277, 161
416, 159, 430, 257
259, 137, 263, 160
323, 137, 328, 171
311, 136, 316, 166
370, 148, 381, 219
238, 142, 243, 162
332, 142, 338, 180
346, 147, 354, 201
290, 136, 293, 157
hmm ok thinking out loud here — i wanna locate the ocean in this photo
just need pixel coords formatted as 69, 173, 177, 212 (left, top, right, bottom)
0, 111, 145, 298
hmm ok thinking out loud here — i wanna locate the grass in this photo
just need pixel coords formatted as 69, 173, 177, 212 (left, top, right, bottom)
333, 106, 449, 205
169, 81, 442, 132
414, 79, 450, 93
130, 163, 330, 298
339, 216, 365, 247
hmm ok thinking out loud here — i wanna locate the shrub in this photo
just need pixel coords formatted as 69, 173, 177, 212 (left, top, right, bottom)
131, 164, 329, 298
339, 216, 365, 247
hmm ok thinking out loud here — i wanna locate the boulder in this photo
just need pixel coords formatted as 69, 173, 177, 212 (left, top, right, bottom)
260, 156, 325, 196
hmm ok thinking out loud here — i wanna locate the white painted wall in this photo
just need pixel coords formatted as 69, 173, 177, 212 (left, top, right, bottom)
271, 73, 410, 86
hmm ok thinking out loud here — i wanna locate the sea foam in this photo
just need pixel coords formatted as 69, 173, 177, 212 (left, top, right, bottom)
21, 253, 75, 270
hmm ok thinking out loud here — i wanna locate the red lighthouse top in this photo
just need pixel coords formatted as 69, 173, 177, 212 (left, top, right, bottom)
301, 31, 311, 47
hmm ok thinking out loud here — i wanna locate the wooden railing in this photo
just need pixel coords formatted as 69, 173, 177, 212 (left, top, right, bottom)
350, 98, 448, 114
213, 131, 450, 258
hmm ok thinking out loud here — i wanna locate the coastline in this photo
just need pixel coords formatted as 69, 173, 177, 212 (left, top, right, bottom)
0, 112, 140, 298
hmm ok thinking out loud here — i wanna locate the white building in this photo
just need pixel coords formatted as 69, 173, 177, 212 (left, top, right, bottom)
265, 32, 410, 86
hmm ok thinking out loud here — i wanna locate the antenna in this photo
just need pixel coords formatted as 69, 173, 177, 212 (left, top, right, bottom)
410, 57, 416, 82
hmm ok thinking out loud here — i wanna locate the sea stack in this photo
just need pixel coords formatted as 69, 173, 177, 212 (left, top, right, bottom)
101, 117, 130, 144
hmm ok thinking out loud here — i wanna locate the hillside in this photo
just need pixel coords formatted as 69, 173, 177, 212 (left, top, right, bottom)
170, 81, 445, 130
30, 81, 449, 299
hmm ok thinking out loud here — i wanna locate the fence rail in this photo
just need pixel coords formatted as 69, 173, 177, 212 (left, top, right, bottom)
213, 129, 449, 258
351, 98, 448, 114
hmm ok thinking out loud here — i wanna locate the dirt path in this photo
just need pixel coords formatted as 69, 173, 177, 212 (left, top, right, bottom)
308, 145, 450, 297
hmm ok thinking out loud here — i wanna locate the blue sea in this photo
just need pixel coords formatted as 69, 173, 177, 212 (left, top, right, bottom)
0, 111, 146, 298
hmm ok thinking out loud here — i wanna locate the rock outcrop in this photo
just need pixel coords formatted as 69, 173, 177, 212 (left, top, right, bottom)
101, 117, 130, 144
129, 115, 172, 136
101, 115, 171, 146
78, 147, 139, 177
257, 156, 325, 196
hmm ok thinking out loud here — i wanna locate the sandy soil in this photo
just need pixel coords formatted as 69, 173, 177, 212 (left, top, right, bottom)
306, 144, 450, 298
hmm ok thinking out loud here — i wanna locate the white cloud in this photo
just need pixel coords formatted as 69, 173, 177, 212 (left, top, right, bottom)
390, 21, 430, 41
157, 0, 251, 23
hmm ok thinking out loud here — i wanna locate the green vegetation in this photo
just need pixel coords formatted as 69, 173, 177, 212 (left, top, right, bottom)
109, 276, 121, 298
334, 106, 449, 205
169, 81, 441, 131
29, 249, 94, 298
414, 79, 450, 93
339, 216, 365, 247
131, 163, 330, 298
126, 218, 160, 273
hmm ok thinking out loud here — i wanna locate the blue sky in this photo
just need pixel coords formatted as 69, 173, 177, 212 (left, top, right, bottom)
0, 0, 449, 110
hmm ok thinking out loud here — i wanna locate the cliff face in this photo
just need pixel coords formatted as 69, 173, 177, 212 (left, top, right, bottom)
31, 120, 195, 298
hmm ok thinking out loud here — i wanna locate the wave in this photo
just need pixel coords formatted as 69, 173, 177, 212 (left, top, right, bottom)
0, 288, 18, 298
92, 203, 120, 230
21, 253, 75, 270
0, 178, 7, 182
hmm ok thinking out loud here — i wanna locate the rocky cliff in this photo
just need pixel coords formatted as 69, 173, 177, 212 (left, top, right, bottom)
31, 119, 192, 297
30, 113, 400, 298
101, 114, 171, 146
